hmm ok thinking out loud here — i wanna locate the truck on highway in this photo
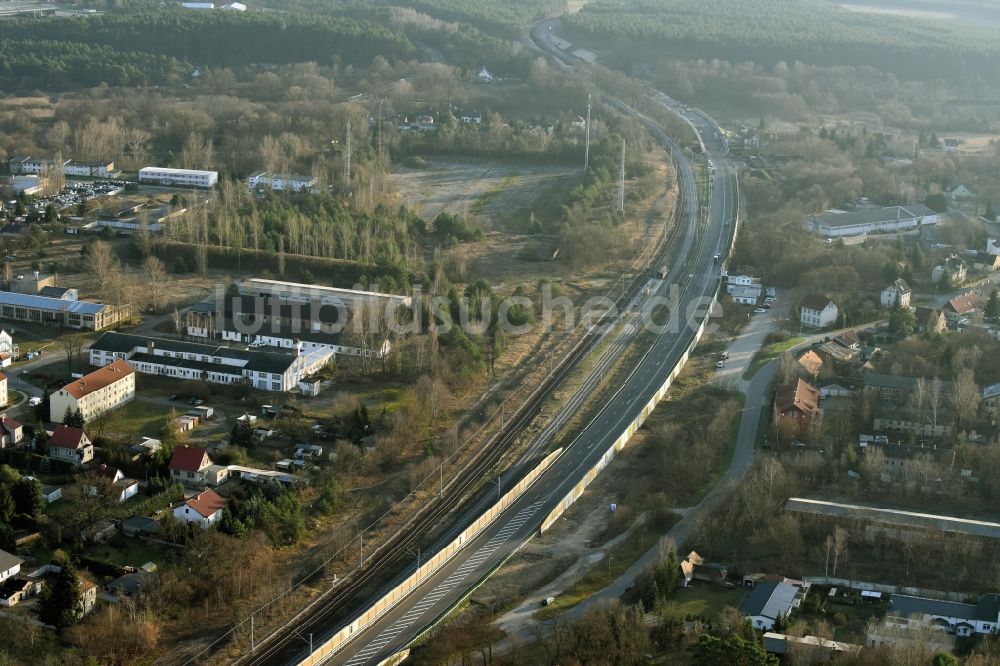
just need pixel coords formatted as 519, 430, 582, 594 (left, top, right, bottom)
713, 254, 720, 263
657, 265, 669, 279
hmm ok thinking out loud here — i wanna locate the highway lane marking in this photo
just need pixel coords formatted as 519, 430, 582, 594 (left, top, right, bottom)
341, 501, 546, 666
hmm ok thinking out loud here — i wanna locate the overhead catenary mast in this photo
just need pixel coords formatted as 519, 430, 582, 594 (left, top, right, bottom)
343, 119, 352, 186
584, 93, 591, 171
617, 138, 625, 213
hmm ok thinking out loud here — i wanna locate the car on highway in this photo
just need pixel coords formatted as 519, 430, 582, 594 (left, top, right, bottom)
715, 360, 725, 368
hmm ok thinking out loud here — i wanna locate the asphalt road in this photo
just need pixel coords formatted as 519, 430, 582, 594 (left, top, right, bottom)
284, 30, 738, 666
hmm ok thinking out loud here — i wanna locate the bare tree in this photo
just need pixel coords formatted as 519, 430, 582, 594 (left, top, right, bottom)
125, 128, 152, 170
832, 526, 848, 576
142, 256, 169, 311
951, 368, 981, 431
87, 240, 119, 299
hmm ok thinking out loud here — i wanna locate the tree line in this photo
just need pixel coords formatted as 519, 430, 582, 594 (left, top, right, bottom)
563, 0, 1000, 81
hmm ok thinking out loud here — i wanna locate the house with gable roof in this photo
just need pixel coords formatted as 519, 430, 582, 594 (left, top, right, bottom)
800, 295, 839, 328
47, 425, 93, 465
741, 581, 799, 631
168, 445, 229, 486
173, 488, 227, 528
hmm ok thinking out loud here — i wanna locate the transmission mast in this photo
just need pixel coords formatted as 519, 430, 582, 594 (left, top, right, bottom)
617, 139, 625, 213
343, 120, 352, 187
584, 93, 591, 171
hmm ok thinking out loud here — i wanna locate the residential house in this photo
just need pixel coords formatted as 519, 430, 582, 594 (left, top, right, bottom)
103, 571, 155, 601
167, 445, 229, 486
172, 488, 227, 528
0, 549, 21, 583
932, 256, 967, 285
730, 285, 762, 305
0, 376, 7, 410
741, 581, 799, 631
914, 307, 947, 335
680, 551, 728, 586
774, 379, 821, 436
800, 295, 839, 328
726, 274, 762, 293
859, 439, 957, 484
885, 593, 1000, 637
872, 406, 954, 439
863, 373, 952, 409
49, 359, 135, 423
0, 577, 40, 607
0, 415, 21, 447
948, 184, 975, 201
47, 425, 93, 465
983, 383, 1000, 418
85, 464, 139, 503
63, 160, 115, 178
942, 292, 982, 325
973, 252, 1000, 272
880, 279, 912, 308
796, 350, 824, 377
0, 329, 17, 368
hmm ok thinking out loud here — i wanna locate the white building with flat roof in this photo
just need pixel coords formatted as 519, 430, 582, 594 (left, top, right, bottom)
247, 171, 317, 192
803, 205, 939, 237
237, 278, 412, 311
139, 167, 218, 188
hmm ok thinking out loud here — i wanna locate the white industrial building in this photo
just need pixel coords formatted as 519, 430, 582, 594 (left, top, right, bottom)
89, 331, 333, 392
247, 171, 317, 192
803, 205, 939, 237
237, 278, 412, 311
139, 167, 218, 188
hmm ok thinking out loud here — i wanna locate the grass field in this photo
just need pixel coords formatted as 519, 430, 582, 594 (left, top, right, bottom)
742, 336, 805, 380
665, 584, 747, 621
98, 399, 170, 438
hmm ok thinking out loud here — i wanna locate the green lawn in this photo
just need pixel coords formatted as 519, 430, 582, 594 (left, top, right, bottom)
97, 399, 170, 438
88, 539, 173, 570
665, 584, 748, 621
742, 336, 805, 380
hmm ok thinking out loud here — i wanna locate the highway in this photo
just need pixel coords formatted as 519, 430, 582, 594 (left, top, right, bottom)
259, 18, 738, 666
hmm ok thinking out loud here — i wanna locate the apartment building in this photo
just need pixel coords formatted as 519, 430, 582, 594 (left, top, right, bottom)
49, 359, 135, 423
138, 167, 218, 188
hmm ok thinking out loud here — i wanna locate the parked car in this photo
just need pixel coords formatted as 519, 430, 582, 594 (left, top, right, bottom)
716, 360, 726, 368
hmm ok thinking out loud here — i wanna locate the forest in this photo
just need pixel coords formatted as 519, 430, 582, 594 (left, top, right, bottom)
563, 0, 1000, 80
0, 10, 414, 90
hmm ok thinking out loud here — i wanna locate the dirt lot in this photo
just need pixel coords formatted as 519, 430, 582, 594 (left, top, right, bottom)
389, 159, 577, 226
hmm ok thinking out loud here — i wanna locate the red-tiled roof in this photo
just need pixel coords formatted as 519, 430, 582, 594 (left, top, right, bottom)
61, 359, 133, 400
0, 372, 7, 382
946, 293, 982, 315
775, 379, 821, 416
185, 488, 226, 519
49, 425, 85, 450
168, 445, 210, 472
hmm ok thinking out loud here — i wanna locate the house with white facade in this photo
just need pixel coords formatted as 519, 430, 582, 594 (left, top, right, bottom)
48, 425, 93, 465
800, 295, 839, 328
49, 359, 135, 423
138, 167, 218, 188
84, 464, 139, 503
730, 285, 762, 305
0, 330, 17, 368
885, 593, 1000, 638
172, 488, 227, 528
89, 331, 333, 393
0, 550, 22, 583
880, 279, 912, 308
63, 160, 115, 178
0, 376, 7, 412
167, 445, 229, 486
0, 415, 22, 447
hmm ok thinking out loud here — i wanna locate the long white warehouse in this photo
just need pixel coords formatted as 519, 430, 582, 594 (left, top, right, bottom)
802, 204, 939, 237
139, 167, 218, 188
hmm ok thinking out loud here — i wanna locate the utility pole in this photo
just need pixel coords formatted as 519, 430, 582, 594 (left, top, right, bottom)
343, 119, 352, 187
584, 93, 591, 171
617, 138, 625, 213
250, 615, 254, 654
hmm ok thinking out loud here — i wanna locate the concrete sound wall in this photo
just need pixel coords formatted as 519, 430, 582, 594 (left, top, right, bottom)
541, 285, 720, 534
299, 447, 562, 666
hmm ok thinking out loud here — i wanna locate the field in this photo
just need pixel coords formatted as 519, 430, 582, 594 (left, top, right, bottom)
389, 158, 577, 225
